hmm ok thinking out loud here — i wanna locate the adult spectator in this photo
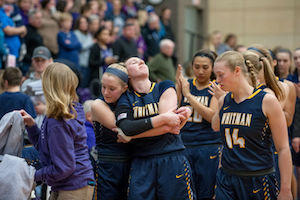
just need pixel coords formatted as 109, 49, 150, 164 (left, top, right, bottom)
159, 7, 175, 41
89, 26, 116, 99
0, 0, 27, 59
147, 39, 175, 82
112, 22, 138, 62
88, 14, 101, 36
38, 0, 60, 56
18, 0, 33, 25
109, 0, 125, 37
21, 46, 53, 92
121, 0, 138, 19
217, 33, 237, 55
22, 9, 43, 75
142, 14, 160, 61
204, 30, 229, 56
74, 16, 94, 88
21, 46, 52, 127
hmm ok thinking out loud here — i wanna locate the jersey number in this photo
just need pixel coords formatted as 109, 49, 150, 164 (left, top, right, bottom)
225, 128, 245, 149
187, 106, 202, 123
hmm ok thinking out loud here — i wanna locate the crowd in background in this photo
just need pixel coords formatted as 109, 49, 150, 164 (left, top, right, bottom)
0, 0, 177, 92
0, 0, 300, 199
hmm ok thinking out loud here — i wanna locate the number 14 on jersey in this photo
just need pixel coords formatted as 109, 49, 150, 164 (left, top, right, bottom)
225, 128, 245, 149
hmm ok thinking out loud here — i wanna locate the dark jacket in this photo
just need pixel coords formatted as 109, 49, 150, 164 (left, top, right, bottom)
24, 24, 44, 65
88, 43, 105, 81
112, 36, 138, 62
141, 25, 160, 60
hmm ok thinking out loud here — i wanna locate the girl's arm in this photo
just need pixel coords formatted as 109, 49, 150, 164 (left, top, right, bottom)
282, 80, 296, 127
211, 95, 225, 132
263, 94, 292, 200
180, 76, 218, 123
92, 98, 180, 138
91, 99, 116, 130
130, 125, 179, 139
117, 87, 182, 137
158, 87, 178, 113
117, 87, 184, 142
176, 64, 183, 106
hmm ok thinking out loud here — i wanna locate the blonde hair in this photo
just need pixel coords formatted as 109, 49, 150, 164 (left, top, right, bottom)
247, 45, 284, 100
59, 12, 73, 23
215, 51, 248, 74
42, 63, 79, 120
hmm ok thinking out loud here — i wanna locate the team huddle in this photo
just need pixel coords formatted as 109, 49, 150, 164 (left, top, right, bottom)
88, 44, 294, 200
22, 44, 294, 200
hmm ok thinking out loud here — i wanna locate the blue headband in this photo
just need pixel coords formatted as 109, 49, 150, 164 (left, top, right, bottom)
105, 67, 128, 83
247, 47, 265, 56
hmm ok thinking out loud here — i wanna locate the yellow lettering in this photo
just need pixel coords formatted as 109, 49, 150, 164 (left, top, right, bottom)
148, 104, 155, 115
228, 113, 234, 125
234, 113, 241, 125
204, 96, 209, 107
154, 103, 158, 114
240, 113, 246, 126
138, 107, 143, 118
224, 113, 231, 125
245, 114, 252, 127
231, 113, 237, 124
133, 107, 138, 118
221, 113, 227, 124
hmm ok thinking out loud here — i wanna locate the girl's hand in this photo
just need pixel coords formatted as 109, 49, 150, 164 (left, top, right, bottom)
292, 137, 300, 153
20, 110, 36, 127
175, 106, 192, 128
176, 64, 183, 88
277, 190, 292, 200
168, 125, 181, 135
113, 128, 131, 143
180, 76, 190, 97
162, 109, 181, 127
208, 81, 226, 100
175, 106, 192, 121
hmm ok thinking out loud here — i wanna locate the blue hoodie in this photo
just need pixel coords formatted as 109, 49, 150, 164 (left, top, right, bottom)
26, 103, 94, 191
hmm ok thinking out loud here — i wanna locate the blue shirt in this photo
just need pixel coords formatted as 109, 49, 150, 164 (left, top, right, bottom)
0, 91, 36, 119
57, 31, 82, 68
287, 71, 299, 84
84, 121, 96, 152
0, 8, 21, 58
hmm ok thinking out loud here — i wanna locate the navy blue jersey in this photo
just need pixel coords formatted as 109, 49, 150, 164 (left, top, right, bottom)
180, 79, 221, 146
93, 97, 131, 157
116, 80, 185, 157
219, 89, 273, 171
